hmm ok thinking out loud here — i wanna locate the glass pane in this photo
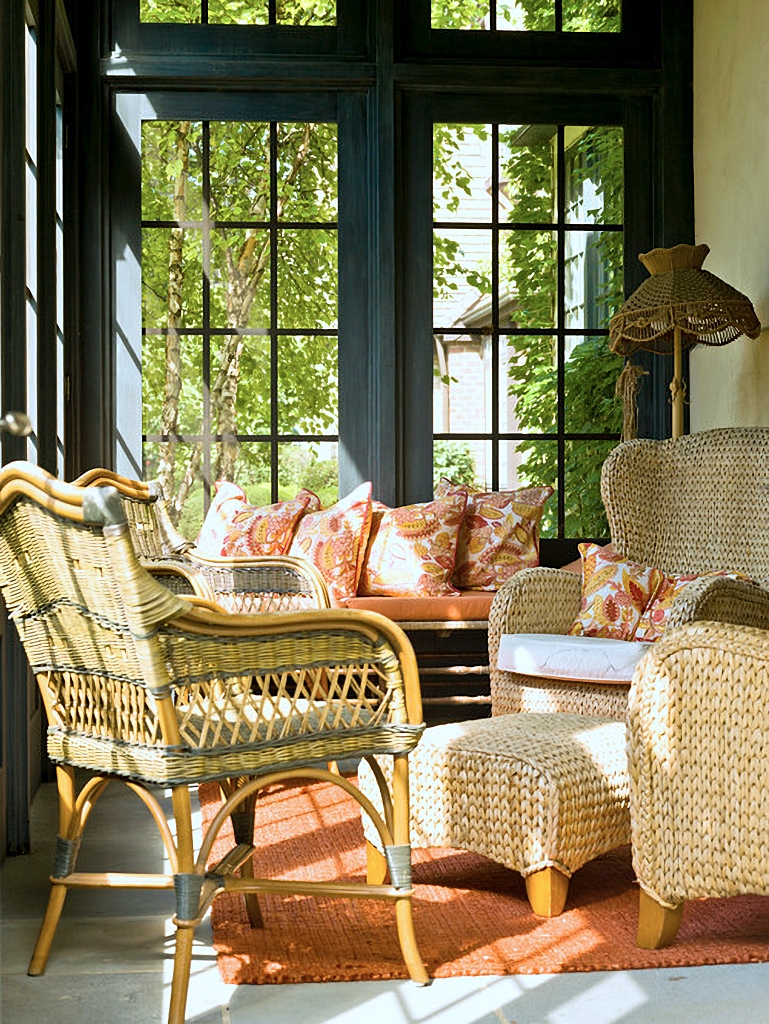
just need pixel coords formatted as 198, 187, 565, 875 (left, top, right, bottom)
502, 334, 557, 435
499, 124, 556, 223
433, 332, 492, 434
143, 333, 204, 436
142, 229, 203, 329
209, 123, 270, 221
277, 122, 338, 222
208, 0, 269, 24
433, 229, 492, 327
209, 229, 271, 329
277, 229, 337, 328
140, 1, 201, 23
563, 0, 621, 32
211, 333, 270, 434
496, 1, 553, 30
433, 439, 487, 492
564, 228, 623, 330
142, 121, 203, 222
278, 335, 338, 435
275, 0, 336, 26
143, 440, 206, 541
565, 125, 624, 225
229, 442, 273, 503
500, 439, 558, 536
564, 440, 616, 537
431, 2, 486, 29
564, 337, 623, 435
500, 229, 556, 329
279, 441, 339, 505
433, 124, 491, 222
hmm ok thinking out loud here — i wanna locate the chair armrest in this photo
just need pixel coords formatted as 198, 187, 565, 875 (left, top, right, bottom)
664, 575, 769, 633
488, 567, 582, 668
627, 620, 769, 906
183, 551, 331, 612
144, 558, 219, 602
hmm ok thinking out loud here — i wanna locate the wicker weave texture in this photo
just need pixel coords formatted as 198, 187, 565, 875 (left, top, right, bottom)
627, 621, 769, 909
361, 712, 630, 878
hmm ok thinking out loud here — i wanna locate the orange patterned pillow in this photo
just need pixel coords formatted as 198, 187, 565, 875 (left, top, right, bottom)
435, 479, 553, 591
196, 480, 312, 558
569, 542, 664, 642
358, 492, 467, 598
636, 569, 752, 642
289, 482, 373, 603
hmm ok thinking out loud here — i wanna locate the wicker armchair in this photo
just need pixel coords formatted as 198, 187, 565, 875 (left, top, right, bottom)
489, 427, 769, 720
627, 619, 769, 947
0, 462, 428, 1023
73, 467, 331, 612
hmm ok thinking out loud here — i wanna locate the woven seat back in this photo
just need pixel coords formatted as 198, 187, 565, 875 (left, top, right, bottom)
602, 427, 769, 578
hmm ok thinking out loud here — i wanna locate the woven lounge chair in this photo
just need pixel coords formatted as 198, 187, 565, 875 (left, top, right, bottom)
627, 619, 769, 947
0, 461, 428, 1023
74, 467, 331, 612
489, 427, 769, 720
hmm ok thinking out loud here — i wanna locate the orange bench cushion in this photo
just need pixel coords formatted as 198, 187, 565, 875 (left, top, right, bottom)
339, 590, 494, 622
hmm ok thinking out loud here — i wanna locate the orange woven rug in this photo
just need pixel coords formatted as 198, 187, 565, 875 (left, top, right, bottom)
199, 779, 769, 986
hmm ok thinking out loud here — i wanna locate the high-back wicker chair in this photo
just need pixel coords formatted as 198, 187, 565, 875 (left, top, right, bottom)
489, 427, 769, 720
73, 467, 331, 612
0, 462, 427, 1023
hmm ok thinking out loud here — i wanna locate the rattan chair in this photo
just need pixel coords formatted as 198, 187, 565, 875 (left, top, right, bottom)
73, 467, 331, 612
489, 427, 769, 720
0, 461, 428, 1023
627, 619, 769, 948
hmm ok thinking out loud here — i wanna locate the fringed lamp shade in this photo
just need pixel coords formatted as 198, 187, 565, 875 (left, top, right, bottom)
609, 244, 761, 437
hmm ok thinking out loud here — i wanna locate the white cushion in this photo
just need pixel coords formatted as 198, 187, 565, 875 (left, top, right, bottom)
497, 632, 652, 684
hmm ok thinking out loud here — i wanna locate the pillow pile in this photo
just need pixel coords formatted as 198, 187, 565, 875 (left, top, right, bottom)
435, 478, 554, 591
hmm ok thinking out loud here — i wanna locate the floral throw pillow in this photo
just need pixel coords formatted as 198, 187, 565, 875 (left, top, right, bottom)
195, 481, 251, 556
289, 482, 373, 603
568, 542, 664, 642
435, 478, 553, 591
358, 492, 468, 598
636, 568, 752, 642
221, 496, 311, 558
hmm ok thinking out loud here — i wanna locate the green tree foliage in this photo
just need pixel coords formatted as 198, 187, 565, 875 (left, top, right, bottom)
140, 0, 335, 25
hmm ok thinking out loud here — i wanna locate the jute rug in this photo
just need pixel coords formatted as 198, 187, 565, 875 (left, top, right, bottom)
199, 778, 769, 986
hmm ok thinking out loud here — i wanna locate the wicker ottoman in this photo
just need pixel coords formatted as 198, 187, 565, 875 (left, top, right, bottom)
360, 712, 630, 916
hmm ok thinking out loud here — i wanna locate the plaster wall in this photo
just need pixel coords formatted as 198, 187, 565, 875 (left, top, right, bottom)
691, 0, 769, 429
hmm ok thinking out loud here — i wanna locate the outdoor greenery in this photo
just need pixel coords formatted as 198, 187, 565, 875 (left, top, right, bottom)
431, 0, 620, 32
140, 0, 335, 25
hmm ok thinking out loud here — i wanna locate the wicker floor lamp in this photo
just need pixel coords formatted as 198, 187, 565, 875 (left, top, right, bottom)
609, 244, 761, 438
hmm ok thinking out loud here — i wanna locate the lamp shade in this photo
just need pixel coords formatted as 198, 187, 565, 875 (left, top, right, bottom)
609, 243, 761, 355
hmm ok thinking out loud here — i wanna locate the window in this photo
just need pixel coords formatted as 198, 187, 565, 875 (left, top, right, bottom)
141, 118, 339, 535
432, 122, 624, 537
139, 0, 337, 25
431, 0, 621, 33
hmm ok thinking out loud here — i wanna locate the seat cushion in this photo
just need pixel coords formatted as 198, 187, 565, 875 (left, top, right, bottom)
498, 632, 652, 684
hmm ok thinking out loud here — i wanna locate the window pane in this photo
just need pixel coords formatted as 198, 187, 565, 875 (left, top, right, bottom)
500, 439, 559, 536
433, 228, 491, 326
212, 333, 270, 435
565, 125, 623, 225
140, 0, 336, 24
140, 1, 201, 23
142, 121, 203, 222
210, 229, 271, 329
279, 441, 339, 505
278, 123, 338, 221
503, 334, 557, 435
434, 124, 491, 222
230, 442, 273, 501
431, 3, 485, 30
564, 337, 623, 435
142, 228, 203, 329
500, 229, 557, 329
563, 0, 621, 33
143, 440, 207, 540
499, 124, 556, 223
209, 123, 270, 221
143, 333, 204, 435
564, 229, 623, 330
564, 440, 616, 537
433, 332, 492, 435
278, 229, 337, 328
434, 439, 487, 492
277, 335, 338, 435
208, 0, 269, 25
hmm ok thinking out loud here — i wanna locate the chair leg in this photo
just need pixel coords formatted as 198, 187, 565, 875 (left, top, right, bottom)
637, 889, 683, 949
168, 924, 195, 1024
525, 866, 569, 917
394, 896, 430, 986
366, 839, 388, 885
27, 882, 68, 976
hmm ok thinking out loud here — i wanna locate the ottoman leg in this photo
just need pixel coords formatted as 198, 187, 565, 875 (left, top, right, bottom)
636, 889, 683, 949
525, 867, 569, 917
366, 839, 388, 884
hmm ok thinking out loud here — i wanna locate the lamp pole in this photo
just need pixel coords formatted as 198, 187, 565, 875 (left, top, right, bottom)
669, 326, 685, 438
